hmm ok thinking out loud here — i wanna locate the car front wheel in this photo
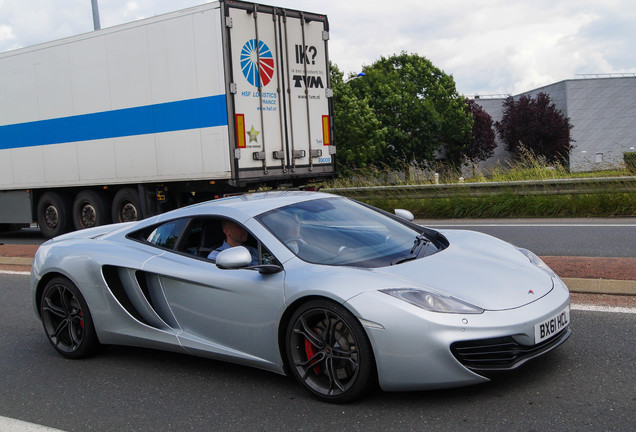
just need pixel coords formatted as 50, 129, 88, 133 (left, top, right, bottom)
40, 277, 100, 359
286, 299, 375, 403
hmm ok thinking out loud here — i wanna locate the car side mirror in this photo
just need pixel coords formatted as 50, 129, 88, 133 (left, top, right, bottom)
215, 246, 283, 274
251, 264, 283, 274
216, 246, 252, 269
394, 209, 414, 221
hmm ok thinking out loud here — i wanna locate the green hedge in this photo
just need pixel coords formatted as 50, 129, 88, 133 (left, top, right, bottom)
364, 192, 636, 218
625, 152, 636, 173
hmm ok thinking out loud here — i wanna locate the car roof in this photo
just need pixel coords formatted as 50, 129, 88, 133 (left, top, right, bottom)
153, 190, 336, 223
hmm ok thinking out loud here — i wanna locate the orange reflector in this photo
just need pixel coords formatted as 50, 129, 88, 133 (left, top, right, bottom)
322, 115, 331, 146
235, 114, 246, 148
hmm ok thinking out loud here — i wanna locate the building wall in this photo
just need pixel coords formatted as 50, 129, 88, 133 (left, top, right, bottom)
473, 77, 636, 173
564, 78, 636, 172
469, 97, 510, 172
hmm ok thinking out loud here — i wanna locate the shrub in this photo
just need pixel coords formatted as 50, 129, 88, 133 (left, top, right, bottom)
625, 152, 636, 173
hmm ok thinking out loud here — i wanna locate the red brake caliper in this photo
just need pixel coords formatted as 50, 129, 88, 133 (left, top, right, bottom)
304, 338, 321, 375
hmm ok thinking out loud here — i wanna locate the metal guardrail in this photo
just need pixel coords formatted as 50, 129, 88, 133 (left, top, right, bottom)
324, 176, 636, 200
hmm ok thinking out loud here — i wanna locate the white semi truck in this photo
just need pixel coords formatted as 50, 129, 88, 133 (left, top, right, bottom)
0, 0, 335, 238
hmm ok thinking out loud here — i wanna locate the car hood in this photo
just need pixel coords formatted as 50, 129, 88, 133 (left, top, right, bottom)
370, 229, 553, 311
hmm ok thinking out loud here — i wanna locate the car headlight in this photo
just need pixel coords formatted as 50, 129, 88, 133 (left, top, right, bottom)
381, 289, 484, 314
517, 247, 558, 278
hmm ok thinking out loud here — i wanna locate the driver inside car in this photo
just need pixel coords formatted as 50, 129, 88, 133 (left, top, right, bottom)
208, 220, 258, 265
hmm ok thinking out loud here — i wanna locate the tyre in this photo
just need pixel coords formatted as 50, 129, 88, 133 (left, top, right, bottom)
39, 276, 100, 359
286, 299, 375, 403
73, 190, 112, 230
37, 191, 72, 239
111, 188, 142, 223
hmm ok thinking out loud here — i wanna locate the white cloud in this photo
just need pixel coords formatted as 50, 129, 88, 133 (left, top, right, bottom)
0, 24, 16, 46
1, 0, 634, 95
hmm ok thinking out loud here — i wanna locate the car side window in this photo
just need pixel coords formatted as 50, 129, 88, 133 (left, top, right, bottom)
146, 218, 188, 249
139, 216, 282, 267
178, 217, 281, 267
260, 245, 279, 266
176, 218, 225, 257
203, 218, 260, 264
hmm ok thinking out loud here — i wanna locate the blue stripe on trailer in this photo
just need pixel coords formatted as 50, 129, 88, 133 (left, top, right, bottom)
0, 95, 228, 150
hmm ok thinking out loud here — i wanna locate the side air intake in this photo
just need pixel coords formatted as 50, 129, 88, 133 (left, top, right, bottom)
102, 266, 178, 330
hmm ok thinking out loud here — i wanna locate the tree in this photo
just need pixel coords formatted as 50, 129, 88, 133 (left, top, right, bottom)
464, 99, 497, 163
330, 63, 386, 169
495, 93, 573, 164
349, 52, 472, 167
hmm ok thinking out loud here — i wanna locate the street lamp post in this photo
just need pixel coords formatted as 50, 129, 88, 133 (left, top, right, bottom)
344, 72, 366, 83
91, 0, 101, 30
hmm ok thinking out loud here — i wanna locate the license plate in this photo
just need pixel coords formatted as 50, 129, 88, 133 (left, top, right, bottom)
534, 306, 570, 344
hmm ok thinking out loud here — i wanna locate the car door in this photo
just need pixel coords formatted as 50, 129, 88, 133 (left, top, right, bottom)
138, 217, 286, 372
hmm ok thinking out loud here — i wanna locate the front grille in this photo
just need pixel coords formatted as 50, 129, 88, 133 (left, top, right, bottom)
450, 327, 571, 374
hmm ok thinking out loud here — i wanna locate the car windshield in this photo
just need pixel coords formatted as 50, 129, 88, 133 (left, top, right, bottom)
257, 197, 439, 267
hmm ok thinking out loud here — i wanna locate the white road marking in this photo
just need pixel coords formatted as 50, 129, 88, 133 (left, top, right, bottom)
571, 304, 636, 314
0, 270, 30, 275
0, 416, 66, 432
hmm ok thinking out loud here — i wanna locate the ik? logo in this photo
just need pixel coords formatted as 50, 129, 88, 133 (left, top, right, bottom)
240, 39, 274, 88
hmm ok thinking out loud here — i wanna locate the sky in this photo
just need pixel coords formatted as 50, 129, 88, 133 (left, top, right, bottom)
1, 0, 635, 96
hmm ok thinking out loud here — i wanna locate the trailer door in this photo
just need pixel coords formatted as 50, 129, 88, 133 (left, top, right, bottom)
223, 1, 334, 184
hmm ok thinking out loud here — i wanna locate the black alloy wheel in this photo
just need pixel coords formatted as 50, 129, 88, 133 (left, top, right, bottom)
286, 300, 375, 403
40, 277, 100, 359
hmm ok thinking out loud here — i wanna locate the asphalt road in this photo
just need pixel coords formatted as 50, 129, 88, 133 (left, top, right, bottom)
2, 218, 636, 257
418, 218, 636, 257
0, 226, 43, 246
1, 273, 634, 431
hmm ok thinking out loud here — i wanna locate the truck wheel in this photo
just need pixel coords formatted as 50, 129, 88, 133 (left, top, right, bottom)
73, 190, 112, 230
112, 188, 142, 223
37, 192, 72, 239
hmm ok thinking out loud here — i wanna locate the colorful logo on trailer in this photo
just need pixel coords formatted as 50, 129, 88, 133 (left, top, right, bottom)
240, 39, 274, 88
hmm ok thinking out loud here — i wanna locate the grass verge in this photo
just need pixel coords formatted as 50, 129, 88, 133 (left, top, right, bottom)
327, 148, 636, 218
360, 192, 636, 219
327, 147, 633, 189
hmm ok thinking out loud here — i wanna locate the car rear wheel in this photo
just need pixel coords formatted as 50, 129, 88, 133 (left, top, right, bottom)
286, 299, 375, 403
40, 277, 100, 359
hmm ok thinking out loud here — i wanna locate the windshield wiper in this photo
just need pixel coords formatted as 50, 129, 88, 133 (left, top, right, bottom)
410, 233, 430, 254
391, 233, 431, 265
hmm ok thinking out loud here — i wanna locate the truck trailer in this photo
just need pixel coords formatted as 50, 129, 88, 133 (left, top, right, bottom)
0, 0, 335, 238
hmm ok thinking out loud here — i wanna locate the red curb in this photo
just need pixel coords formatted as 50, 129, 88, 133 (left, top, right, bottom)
0, 244, 39, 258
541, 256, 636, 281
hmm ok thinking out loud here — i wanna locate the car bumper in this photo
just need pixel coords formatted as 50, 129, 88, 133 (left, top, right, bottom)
344, 277, 571, 391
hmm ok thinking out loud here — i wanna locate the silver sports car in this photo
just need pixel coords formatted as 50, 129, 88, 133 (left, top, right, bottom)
31, 191, 571, 403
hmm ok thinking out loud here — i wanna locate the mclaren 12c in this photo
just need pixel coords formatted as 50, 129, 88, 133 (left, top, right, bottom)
32, 191, 571, 402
